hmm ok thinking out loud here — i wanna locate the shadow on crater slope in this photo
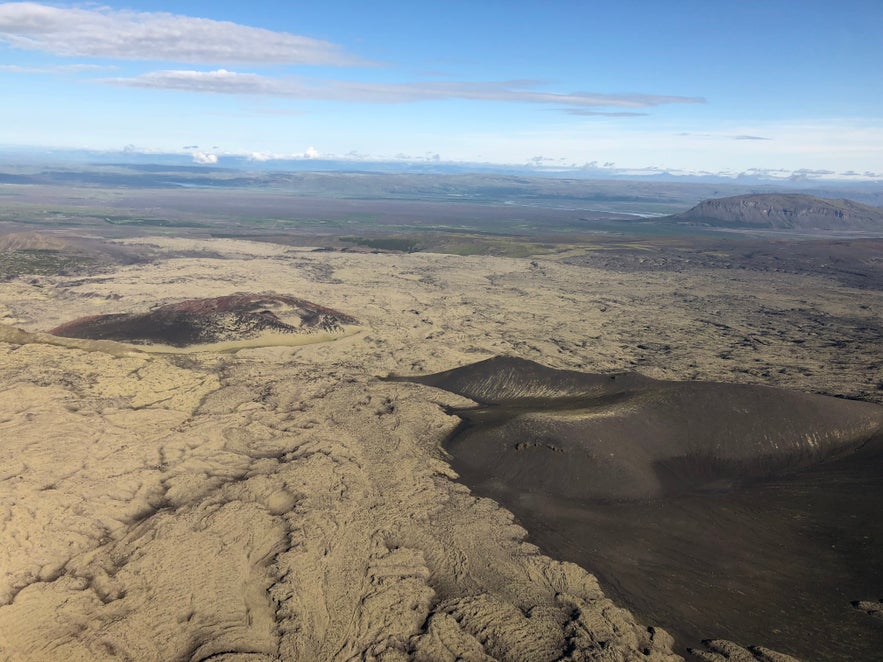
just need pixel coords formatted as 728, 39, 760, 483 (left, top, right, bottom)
49, 293, 358, 347
393, 356, 883, 660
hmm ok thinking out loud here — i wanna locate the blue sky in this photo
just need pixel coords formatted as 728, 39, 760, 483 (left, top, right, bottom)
1, 1, 882, 178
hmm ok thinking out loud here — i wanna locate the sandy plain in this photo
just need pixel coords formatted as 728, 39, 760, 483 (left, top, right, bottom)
0, 235, 881, 661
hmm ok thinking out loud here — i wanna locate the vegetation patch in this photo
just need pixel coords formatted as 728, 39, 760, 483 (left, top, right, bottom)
103, 216, 207, 228
0, 249, 101, 278
339, 236, 422, 252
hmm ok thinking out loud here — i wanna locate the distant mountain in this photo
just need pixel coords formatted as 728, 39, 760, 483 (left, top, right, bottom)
3, 145, 883, 189
664, 194, 883, 230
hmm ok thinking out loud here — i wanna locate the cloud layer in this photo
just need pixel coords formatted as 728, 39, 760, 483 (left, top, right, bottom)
564, 109, 650, 117
0, 2, 366, 65
103, 68, 705, 109
0, 62, 113, 73
0, 3, 703, 116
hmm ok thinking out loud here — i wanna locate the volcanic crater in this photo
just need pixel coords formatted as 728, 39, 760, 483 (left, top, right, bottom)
49, 293, 359, 347
395, 356, 883, 660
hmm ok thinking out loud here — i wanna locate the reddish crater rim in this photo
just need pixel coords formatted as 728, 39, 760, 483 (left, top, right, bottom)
48, 292, 359, 343
148, 293, 358, 323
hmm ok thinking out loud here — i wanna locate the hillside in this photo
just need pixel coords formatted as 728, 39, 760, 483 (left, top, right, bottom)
665, 194, 883, 230
0, 231, 79, 252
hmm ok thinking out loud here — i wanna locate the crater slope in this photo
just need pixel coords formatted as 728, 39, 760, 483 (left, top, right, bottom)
399, 356, 883, 501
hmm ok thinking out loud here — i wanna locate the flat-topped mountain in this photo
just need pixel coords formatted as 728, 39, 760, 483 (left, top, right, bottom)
666, 194, 883, 230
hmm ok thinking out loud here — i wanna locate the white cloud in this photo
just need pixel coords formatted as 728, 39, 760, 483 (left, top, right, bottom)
107, 68, 274, 94
679, 132, 773, 141
563, 109, 649, 117
0, 62, 114, 73
0, 2, 367, 65
103, 68, 704, 110
191, 151, 217, 164
241, 149, 321, 161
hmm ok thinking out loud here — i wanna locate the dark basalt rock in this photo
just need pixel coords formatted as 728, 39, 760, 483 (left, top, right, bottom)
49, 293, 358, 347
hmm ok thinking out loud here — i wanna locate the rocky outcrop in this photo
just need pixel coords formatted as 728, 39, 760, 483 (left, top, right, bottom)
666, 194, 883, 230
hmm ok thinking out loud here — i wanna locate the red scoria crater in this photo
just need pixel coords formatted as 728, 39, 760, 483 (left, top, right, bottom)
49, 293, 359, 347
